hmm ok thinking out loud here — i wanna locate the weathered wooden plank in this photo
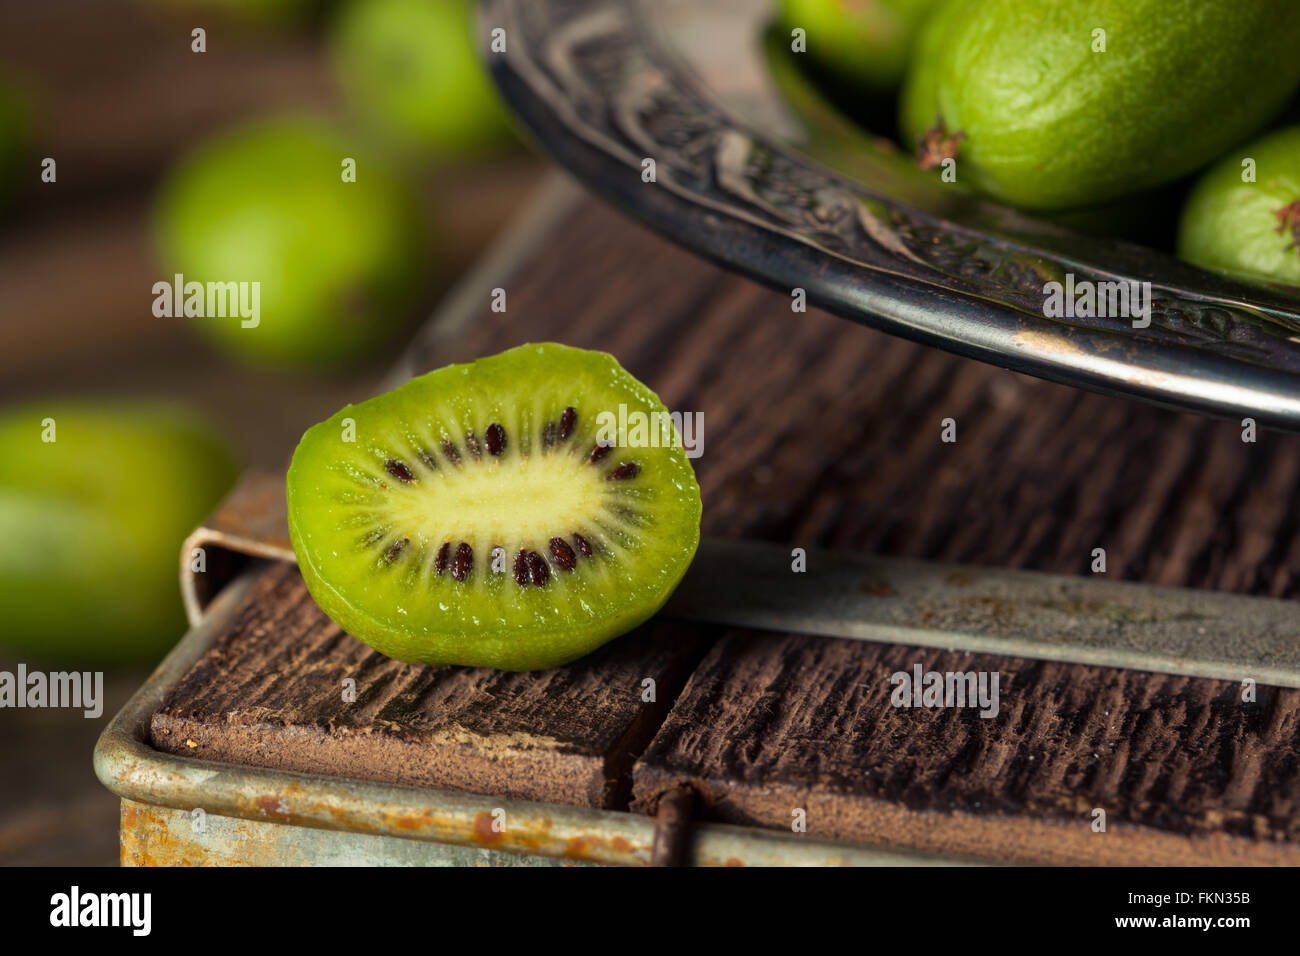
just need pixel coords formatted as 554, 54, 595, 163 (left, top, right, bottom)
571, 157, 1300, 859
632, 632, 1300, 865
152, 563, 708, 808
154, 194, 1300, 861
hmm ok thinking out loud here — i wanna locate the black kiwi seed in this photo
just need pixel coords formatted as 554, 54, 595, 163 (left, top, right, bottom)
435, 541, 451, 575
465, 431, 482, 459
418, 450, 438, 469
590, 443, 611, 463
549, 536, 577, 571
542, 422, 558, 447
606, 462, 640, 480
573, 533, 593, 556
441, 439, 462, 464
514, 549, 530, 585
559, 406, 577, 440
485, 423, 506, 456
385, 459, 415, 483
452, 542, 473, 581
528, 551, 550, 587
383, 537, 410, 564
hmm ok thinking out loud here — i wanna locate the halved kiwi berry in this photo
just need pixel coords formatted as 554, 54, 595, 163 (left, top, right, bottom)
287, 343, 702, 670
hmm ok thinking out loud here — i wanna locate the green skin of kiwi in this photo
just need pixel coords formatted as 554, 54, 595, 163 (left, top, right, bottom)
0, 402, 239, 665
155, 116, 427, 370
779, 0, 944, 92
1177, 125, 1300, 289
900, 0, 1300, 211
330, 0, 513, 157
287, 343, 703, 671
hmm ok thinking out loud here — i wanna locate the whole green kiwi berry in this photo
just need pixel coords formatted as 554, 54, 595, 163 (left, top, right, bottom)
900, 0, 1300, 211
1178, 126, 1300, 289
155, 116, 427, 369
779, 0, 944, 92
0, 401, 239, 665
330, 0, 513, 157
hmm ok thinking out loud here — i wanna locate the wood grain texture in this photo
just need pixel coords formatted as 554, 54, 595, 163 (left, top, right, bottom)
155, 194, 1300, 861
549, 184, 1300, 862
152, 563, 707, 808
632, 633, 1300, 865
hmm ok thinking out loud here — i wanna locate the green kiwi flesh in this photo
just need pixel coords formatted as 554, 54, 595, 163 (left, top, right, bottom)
286, 343, 703, 670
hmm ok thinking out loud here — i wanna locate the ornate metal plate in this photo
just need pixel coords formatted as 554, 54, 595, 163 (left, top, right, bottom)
481, 0, 1300, 431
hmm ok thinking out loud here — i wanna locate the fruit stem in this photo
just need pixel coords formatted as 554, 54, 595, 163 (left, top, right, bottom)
916, 117, 965, 171
1275, 199, 1300, 253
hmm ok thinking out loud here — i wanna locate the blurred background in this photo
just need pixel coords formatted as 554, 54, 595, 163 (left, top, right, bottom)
0, 0, 543, 865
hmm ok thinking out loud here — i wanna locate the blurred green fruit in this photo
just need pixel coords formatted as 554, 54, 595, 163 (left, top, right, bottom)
778, 0, 943, 92
900, 0, 1300, 211
0, 402, 239, 665
156, 116, 428, 369
1178, 126, 1300, 289
331, 0, 513, 156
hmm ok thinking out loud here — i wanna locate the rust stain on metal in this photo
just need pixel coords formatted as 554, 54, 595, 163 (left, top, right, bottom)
566, 836, 595, 856
324, 803, 370, 830
120, 800, 210, 867
279, 795, 643, 863
558, 831, 648, 862
255, 794, 290, 818
388, 810, 435, 831
473, 812, 506, 845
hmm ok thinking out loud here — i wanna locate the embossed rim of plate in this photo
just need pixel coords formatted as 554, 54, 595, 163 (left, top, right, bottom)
482, 0, 1300, 432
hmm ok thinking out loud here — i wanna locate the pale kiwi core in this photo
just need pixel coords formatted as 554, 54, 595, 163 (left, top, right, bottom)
379, 450, 613, 556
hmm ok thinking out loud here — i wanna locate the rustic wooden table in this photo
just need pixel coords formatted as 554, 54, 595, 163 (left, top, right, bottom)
145, 178, 1300, 866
